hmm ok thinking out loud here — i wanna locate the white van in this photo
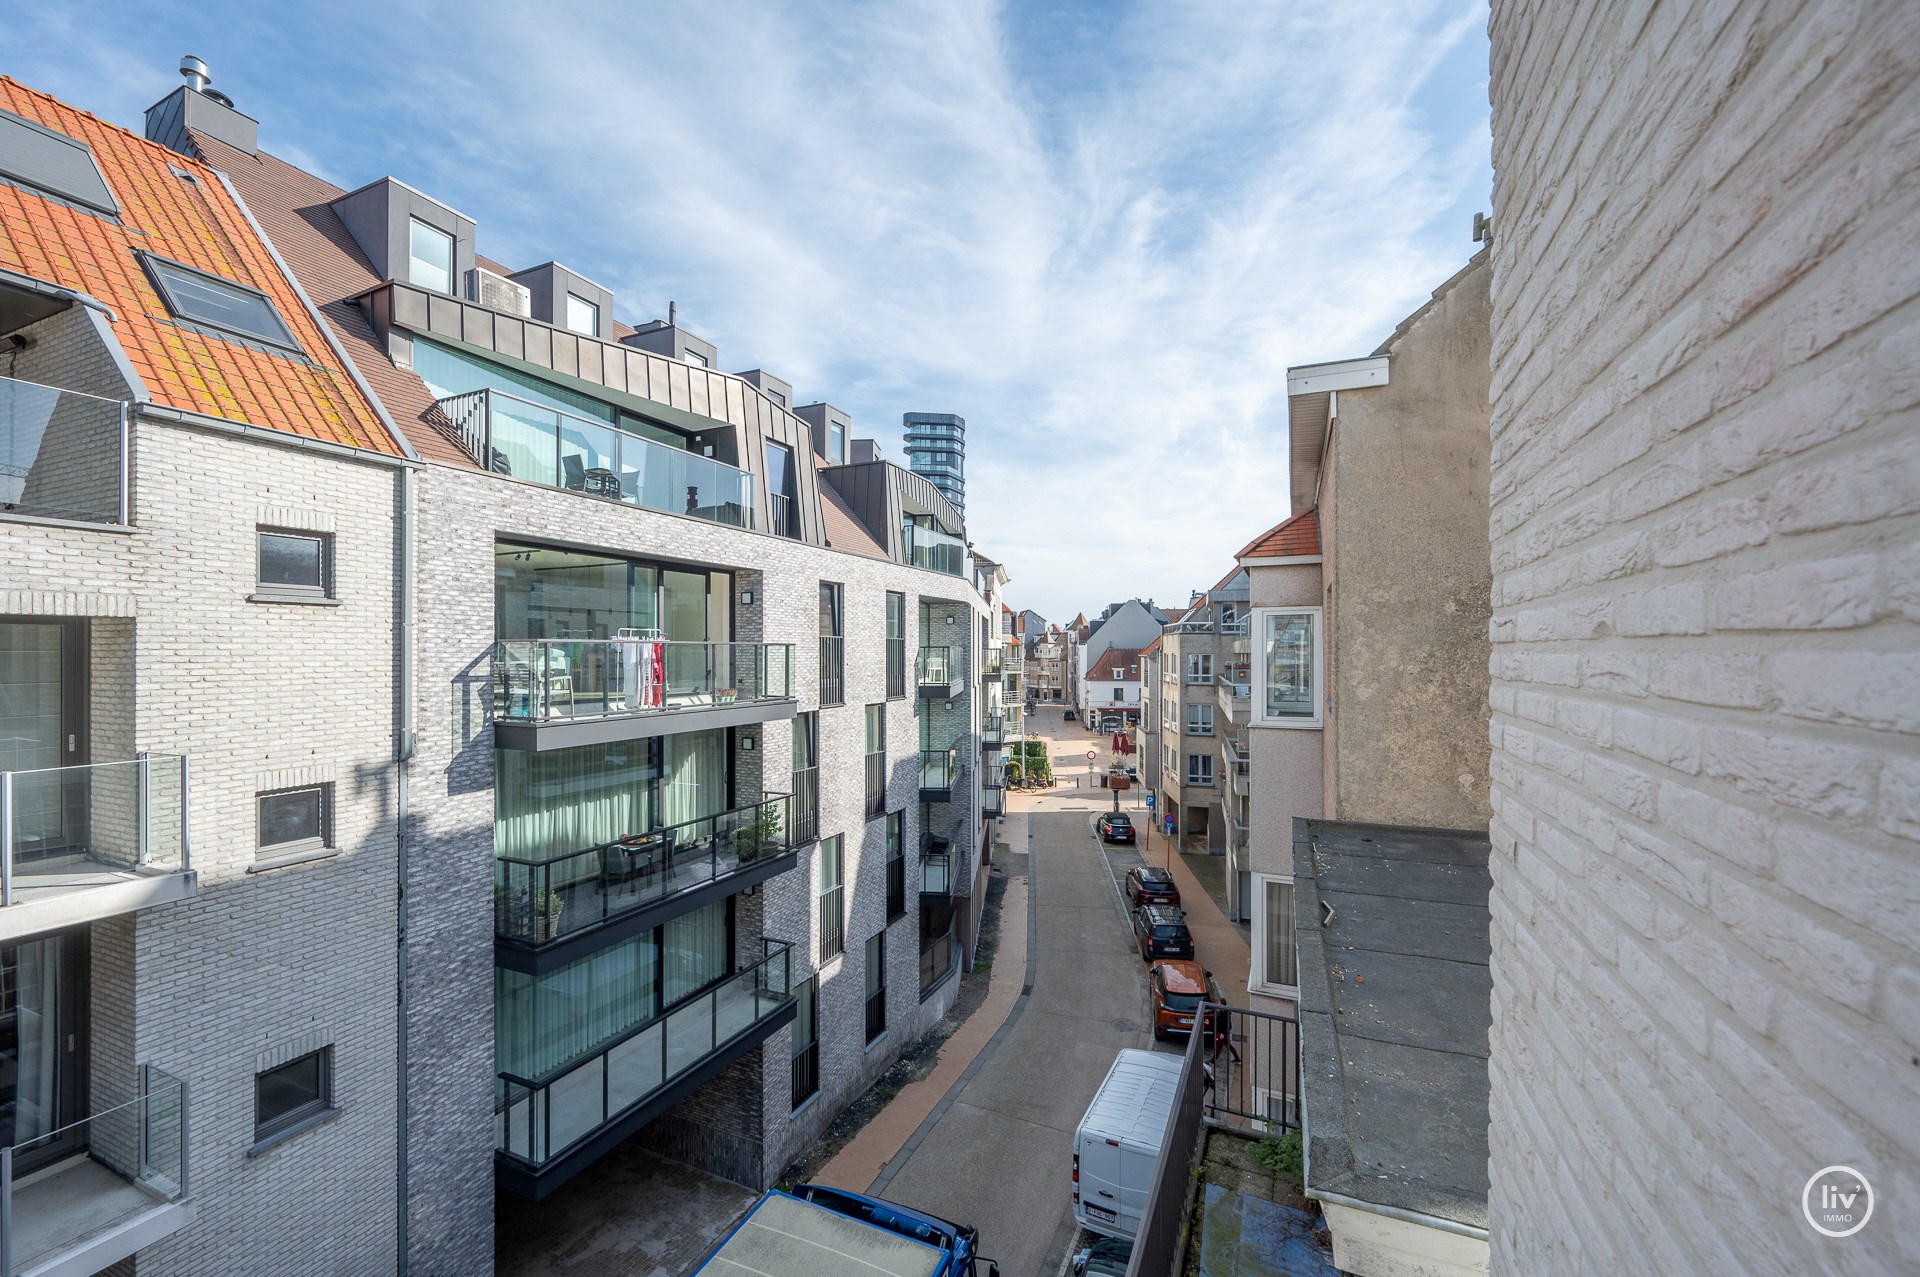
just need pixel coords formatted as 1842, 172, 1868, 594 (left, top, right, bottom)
1073, 1049, 1184, 1239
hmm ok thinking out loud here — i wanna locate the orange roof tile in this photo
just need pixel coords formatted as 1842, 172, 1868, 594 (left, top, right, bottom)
0, 78, 403, 457
1237, 508, 1320, 560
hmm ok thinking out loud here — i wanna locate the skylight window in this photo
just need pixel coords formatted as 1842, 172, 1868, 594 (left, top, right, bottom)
140, 254, 299, 351
0, 108, 119, 215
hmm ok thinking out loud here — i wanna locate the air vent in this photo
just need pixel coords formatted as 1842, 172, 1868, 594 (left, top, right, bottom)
466, 267, 530, 317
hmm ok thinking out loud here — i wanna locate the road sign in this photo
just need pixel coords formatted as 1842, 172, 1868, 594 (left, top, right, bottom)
1085, 749, 1097, 761
1145, 792, 1155, 808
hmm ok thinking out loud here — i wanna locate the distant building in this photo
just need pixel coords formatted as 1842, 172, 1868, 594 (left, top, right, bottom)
903, 412, 966, 517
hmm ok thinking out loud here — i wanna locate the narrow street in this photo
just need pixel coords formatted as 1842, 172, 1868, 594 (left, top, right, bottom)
863, 707, 1251, 1275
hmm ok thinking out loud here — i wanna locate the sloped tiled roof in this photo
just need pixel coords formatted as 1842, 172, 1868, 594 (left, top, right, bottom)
1237, 508, 1320, 560
1141, 636, 1163, 657
818, 483, 888, 559
0, 78, 403, 456
1093, 647, 1142, 680
185, 130, 473, 467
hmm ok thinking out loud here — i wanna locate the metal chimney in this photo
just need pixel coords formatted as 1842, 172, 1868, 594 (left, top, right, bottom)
179, 55, 210, 92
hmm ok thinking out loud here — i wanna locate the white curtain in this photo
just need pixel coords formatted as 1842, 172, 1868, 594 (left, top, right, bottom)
662, 731, 726, 831
9, 936, 62, 1147
495, 745, 658, 885
497, 936, 658, 1082
662, 900, 729, 1005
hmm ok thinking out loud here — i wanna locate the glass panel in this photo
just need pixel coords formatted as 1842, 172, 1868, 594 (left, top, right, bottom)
565, 293, 599, 336
494, 740, 660, 863
489, 395, 561, 487
408, 218, 453, 293
495, 937, 658, 1082
0, 375, 126, 525
257, 1049, 325, 1131
259, 788, 323, 847
1264, 613, 1316, 718
1, 936, 65, 1152
0, 623, 65, 855
1265, 880, 1298, 988
606, 1022, 664, 1112
495, 543, 655, 639
149, 259, 296, 346
545, 1055, 604, 1155
558, 414, 620, 493
258, 532, 324, 589
661, 899, 729, 1006
662, 570, 709, 641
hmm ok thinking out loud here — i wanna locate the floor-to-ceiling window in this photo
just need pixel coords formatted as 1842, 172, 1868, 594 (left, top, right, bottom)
0, 931, 86, 1171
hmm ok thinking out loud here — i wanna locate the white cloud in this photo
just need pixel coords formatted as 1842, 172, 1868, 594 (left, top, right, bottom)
15, 0, 1490, 619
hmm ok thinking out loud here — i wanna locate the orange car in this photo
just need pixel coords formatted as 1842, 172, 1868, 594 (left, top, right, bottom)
1149, 960, 1216, 1040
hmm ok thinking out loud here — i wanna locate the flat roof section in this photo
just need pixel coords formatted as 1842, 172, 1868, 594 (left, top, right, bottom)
1292, 818, 1491, 1233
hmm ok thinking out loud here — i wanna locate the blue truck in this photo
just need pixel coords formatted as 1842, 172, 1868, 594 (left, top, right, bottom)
694, 1183, 1002, 1277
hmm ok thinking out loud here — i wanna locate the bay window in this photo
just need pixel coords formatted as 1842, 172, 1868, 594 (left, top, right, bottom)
1253, 608, 1322, 726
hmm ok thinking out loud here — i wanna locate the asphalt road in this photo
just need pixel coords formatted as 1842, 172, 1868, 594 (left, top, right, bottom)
874, 802, 1166, 1276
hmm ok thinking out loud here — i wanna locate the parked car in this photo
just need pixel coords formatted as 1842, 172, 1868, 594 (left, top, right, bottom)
1064, 709, 1077, 721
1130, 904, 1195, 962
1097, 813, 1135, 843
1124, 865, 1181, 907
1123, 764, 1138, 780
1073, 1236, 1134, 1275
1149, 959, 1216, 1039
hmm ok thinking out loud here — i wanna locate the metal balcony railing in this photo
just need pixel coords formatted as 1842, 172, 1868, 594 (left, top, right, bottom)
494, 795, 791, 948
492, 638, 793, 724
819, 635, 845, 707
1165, 619, 1214, 634
496, 939, 794, 1170
0, 374, 129, 528
1, 754, 190, 909
437, 387, 754, 528
1, 1064, 188, 1277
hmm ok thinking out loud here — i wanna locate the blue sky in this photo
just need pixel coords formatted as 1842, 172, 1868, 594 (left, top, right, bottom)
12, 0, 1491, 621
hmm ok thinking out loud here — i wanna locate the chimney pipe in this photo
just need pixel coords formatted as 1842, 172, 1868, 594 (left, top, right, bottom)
668, 300, 676, 326
180, 54, 210, 93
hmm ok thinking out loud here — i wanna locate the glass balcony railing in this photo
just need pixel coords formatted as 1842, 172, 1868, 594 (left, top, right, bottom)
981, 713, 1005, 746
3, 1064, 188, 1276
492, 639, 793, 724
917, 645, 956, 687
919, 746, 960, 797
494, 795, 792, 948
921, 849, 952, 895
437, 388, 754, 529
495, 939, 794, 1169
0, 374, 127, 527
2, 754, 190, 910
904, 522, 966, 576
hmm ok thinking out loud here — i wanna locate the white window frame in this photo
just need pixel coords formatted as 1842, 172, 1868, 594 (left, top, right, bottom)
1185, 753, 1213, 786
1252, 607, 1324, 729
407, 217, 454, 294
1250, 872, 1300, 998
1186, 703, 1214, 736
1185, 653, 1213, 684
564, 292, 599, 336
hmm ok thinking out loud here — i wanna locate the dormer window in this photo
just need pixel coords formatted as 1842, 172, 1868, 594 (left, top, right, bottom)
140, 253, 298, 351
829, 422, 845, 462
565, 293, 599, 337
684, 348, 709, 368
408, 217, 453, 293
768, 388, 786, 408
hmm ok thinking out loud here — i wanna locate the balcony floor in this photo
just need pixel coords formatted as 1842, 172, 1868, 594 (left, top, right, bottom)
1, 855, 196, 942
11, 1155, 186, 1275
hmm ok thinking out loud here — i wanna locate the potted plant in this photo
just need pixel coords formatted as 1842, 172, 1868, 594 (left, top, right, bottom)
738, 804, 784, 862
533, 888, 565, 942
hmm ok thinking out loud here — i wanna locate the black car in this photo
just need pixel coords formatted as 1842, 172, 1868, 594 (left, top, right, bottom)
1074, 1236, 1133, 1276
1064, 709, 1077, 721
1131, 904, 1195, 962
1124, 865, 1180, 907
1096, 812, 1135, 843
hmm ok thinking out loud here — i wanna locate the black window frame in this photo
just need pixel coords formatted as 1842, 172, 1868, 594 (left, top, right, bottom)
865, 931, 887, 1044
864, 703, 886, 816
790, 975, 819, 1109
256, 784, 331, 854
137, 251, 302, 353
255, 527, 334, 600
764, 441, 798, 538
790, 712, 819, 845
0, 107, 120, 216
254, 1045, 333, 1143
885, 811, 906, 920
885, 591, 907, 699
817, 834, 845, 964
818, 582, 845, 707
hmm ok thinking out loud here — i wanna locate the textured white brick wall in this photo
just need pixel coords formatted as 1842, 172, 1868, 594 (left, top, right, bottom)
1486, 2, 1920, 1272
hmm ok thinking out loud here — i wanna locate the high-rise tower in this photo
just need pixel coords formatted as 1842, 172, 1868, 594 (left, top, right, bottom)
903, 411, 966, 517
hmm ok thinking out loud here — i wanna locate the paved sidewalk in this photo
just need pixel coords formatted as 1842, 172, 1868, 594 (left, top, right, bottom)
1153, 828, 1251, 989
814, 812, 1031, 1193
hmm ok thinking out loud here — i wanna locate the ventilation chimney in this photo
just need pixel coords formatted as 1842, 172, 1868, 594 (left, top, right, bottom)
179, 55, 210, 92
145, 54, 258, 156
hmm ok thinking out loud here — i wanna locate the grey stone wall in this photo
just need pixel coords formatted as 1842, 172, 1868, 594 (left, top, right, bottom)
1486, 2, 1920, 1272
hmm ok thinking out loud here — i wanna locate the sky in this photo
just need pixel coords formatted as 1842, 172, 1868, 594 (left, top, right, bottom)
11, 0, 1492, 622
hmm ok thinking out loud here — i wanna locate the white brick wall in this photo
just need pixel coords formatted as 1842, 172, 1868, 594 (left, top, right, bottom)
1487, 2, 1920, 1272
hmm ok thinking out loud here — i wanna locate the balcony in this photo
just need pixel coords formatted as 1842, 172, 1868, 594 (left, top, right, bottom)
495, 939, 796, 1198
904, 521, 966, 576
920, 840, 953, 904
918, 746, 960, 802
983, 777, 1004, 818
1165, 619, 1215, 634
981, 713, 1005, 749
916, 646, 963, 699
1218, 677, 1252, 726
1219, 618, 1250, 636
1, 755, 196, 942
1, 374, 128, 530
2, 1065, 193, 1277
492, 639, 795, 751
494, 795, 797, 975
983, 648, 1004, 677
436, 387, 754, 529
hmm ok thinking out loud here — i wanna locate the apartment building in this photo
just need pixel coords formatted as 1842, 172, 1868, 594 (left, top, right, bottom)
1146, 577, 1251, 854
1074, 599, 1164, 728
1029, 622, 1068, 703
1482, 0, 1919, 1271
0, 78, 411, 1276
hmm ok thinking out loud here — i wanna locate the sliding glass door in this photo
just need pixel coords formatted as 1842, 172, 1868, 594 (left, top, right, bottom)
0, 619, 88, 861
1, 929, 87, 1172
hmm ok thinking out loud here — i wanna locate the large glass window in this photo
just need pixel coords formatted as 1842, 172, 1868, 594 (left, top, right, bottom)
865, 932, 886, 1043
828, 421, 845, 463
885, 811, 906, 920
885, 592, 907, 698
1185, 653, 1213, 684
1186, 703, 1214, 736
790, 976, 818, 1108
818, 835, 845, 963
764, 442, 796, 538
1254, 875, 1299, 996
493, 731, 727, 864
1256, 609, 1321, 725
791, 713, 819, 844
865, 705, 886, 816
565, 293, 599, 336
408, 217, 455, 293
819, 583, 844, 707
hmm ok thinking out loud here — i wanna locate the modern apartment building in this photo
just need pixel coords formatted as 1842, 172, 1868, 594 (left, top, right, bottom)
0, 77, 412, 1276
901, 412, 965, 519
0, 64, 1010, 1277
